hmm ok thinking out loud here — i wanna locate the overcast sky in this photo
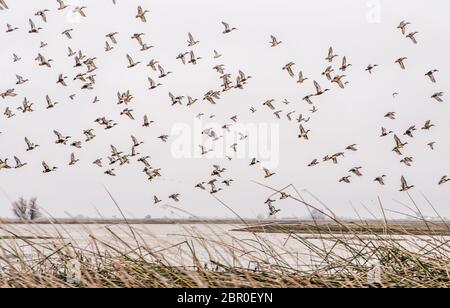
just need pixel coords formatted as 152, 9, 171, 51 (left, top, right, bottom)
0, 0, 449, 219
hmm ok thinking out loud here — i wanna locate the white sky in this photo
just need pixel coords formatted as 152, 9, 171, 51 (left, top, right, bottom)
0, 0, 449, 219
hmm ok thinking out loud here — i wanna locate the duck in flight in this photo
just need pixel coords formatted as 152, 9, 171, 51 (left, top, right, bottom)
187, 32, 199, 47
393, 134, 408, 155
297, 71, 308, 84
17, 98, 34, 113
400, 176, 414, 192
325, 47, 338, 62
154, 196, 162, 204
422, 120, 435, 130
263, 168, 276, 178
188, 50, 202, 65
431, 92, 444, 102
282, 62, 295, 78
222, 22, 237, 34
397, 20, 411, 35
400, 157, 414, 167
169, 194, 181, 202
298, 125, 310, 140
73, 6, 87, 17
395, 57, 408, 70
42, 162, 57, 173
46, 95, 59, 109
57, 0, 68, 10
270, 35, 282, 47
406, 32, 419, 44
380, 127, 393, 137
106, 32, 119, 44
62, 29, 74, 39
403, 125, 417, 138
148, 77, 162, 90
339, 56, 352, 71
0, 159, 11, 171
142, 115, 155, 127
16, 75, 29, 85
136, 6, 149, 22
332, 75, 347, 89
439, 176, 449, 185
105, 169, 116, 177
25, 137, 39, 151
69, 153, 80, 166
267, 202, 281, 216
425, 70, 438, 83
308, 159, 319, 167
54, 130, 71, 145
28, 19, 42, 34
374, 175, 387, 186
14, 157, 27, 169
36, 53, 53, 67
313, 81, 330, 96
213, 50, 222, 59
6, 24, 18, 33
384, 112, 396, 120
366, 64, 378, 74
349, 167, 363, 177
13, 54, 21, 62
322, 66, 334, 80
158, 65, 172, 78
346, 144, 358, 152
339, 176, 351, 184
126, 54, 141, 68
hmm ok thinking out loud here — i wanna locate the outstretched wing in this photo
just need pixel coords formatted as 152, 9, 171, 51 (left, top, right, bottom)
53, 130, 62, 139
299, 124, 306, 135
401, 176, 408, 188
14, 156, 21, 165
222, 21, 230, 31
314, 81, 322, 93
158, 64, 165, 75
111, 145, 119, 155
25, 137, 32, 147
126, 54, 134, 65
394, 134, 402, 147
148, 77, 155, 87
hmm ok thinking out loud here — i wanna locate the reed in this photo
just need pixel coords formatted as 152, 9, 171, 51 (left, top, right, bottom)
0, 190, 448, 288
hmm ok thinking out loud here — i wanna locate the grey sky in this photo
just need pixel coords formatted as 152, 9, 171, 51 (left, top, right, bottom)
0, 0, 449, 219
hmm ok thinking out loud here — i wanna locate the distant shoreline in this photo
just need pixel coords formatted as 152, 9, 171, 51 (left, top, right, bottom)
1, 218, 448, 229
233, 221, 450, 236
0, 218, 274, 225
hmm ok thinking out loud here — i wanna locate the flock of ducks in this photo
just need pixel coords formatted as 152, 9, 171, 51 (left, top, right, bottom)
258, 21, 447, 215
0, 2, 448, 217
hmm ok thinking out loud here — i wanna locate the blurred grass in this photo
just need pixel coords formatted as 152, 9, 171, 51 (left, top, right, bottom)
0, 218, 449, 288
0, 187, 449, 288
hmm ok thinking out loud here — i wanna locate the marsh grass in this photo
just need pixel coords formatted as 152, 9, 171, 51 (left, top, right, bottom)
0, 187, 449, 288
